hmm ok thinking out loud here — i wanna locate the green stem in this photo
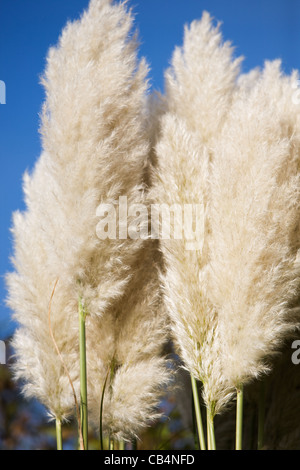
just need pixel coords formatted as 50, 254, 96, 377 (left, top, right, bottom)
206, 407, 210, 450
56, 418, 63, 450
191, 391, 199, 449
235, 384, 244, 450
119, 440, 125, 450
100, 369, 109, 450
79, 296, 88, 450
109, 437, 115, 450
190, 375, 206, 450
206, 408, 216, 450
257, 380, 266, 450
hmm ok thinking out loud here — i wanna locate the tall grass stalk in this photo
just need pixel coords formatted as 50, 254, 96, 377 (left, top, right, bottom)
191, 391, 199, 449
56, 418, 63, 450
119, 440, 125, 450
206, 411, 210, 450
235, 384, 244, 450
109, 437, 115, 450
209, 418, 216, 450
206, 407, 216, 450
48, 279, 84, 449
99, 369, 109, 450
190, 375, 206, 450
79, 297, 88, 450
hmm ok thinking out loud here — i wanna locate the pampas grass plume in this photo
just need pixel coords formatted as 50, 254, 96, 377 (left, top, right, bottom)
6, 0, 165, 427
153, 11, 300, 423
152, 12, 242, 416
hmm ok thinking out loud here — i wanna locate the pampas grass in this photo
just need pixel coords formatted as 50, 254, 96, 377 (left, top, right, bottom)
208, 59, 300, 448
86, 239, 172, 443
5, 1, 300, 451
6, 0, 172, 448
151, 12, 243, 445
209, 59, 300, 389
152, 11, 300, 449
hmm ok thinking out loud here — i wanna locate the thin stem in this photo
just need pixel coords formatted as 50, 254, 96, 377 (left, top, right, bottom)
190, 375, 206, 450
100, 369, 109, 450
191, 391, 199, 449
206, 407, 216, 450
235, 384, 244, 450
79, 296, 88, 450
56, 418, 63, 450
48, 280, 84, 450
257, 380, 266, 450
119, 440, 125, 450
209, 417, 216, 450
206, 407, 210, 450
109, 437, 115, 450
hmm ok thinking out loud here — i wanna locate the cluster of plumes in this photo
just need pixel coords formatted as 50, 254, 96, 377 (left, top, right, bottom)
6, 0, 171, 441
152, 12, 300, 417
6, 0, 300, 446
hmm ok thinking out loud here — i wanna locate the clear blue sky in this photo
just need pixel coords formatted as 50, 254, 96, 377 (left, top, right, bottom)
0, 0, 299, 337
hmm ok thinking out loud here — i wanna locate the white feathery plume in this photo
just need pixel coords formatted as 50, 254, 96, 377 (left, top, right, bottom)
209, 59, 300, 389
152, 12, 242, 417
86, 100, 173, 441
6, 0, 155, 424
164, 11, 242, 143
154, 10, 300, 424
86, 241, 171, 442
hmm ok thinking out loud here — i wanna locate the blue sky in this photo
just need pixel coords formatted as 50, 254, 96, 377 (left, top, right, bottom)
0, 0, 299, 337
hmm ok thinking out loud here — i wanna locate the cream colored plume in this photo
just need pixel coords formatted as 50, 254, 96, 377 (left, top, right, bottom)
164, 11, 242, 143
86, 76, 172, 444
152, 12, 242, 415
153, 10, 300, 418
209, 60, 300, 388
6, 0, 159, 424
87, 240, 171, 441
